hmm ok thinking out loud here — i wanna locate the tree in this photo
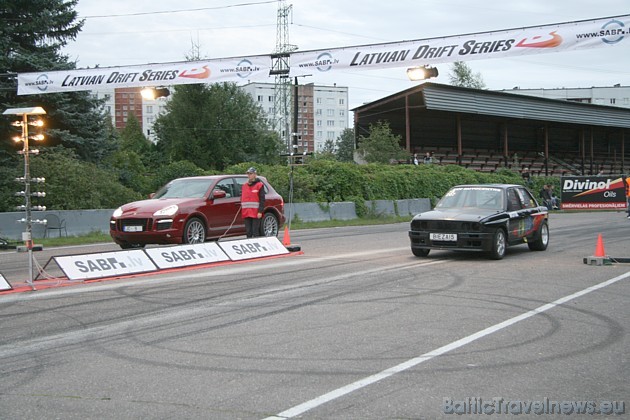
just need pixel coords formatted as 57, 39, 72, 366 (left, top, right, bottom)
357, 121, 408, 164
448, 61, 486, 89
0, 0, 112, 162
154, 83, 284, 170
336, 128, 356, 162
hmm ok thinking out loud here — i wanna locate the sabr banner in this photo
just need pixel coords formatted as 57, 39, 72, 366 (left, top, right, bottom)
54, 250, 158, 280
16, 14, 630, 95
560, 175, 627, 210
290, 14, 630, 76
18, 55, 271, 95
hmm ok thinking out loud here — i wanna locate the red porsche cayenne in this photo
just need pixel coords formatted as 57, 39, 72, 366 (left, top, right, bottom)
110, 175, 285, 249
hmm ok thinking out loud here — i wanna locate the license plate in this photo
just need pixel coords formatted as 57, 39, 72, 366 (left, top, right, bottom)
123, 225, 143, 232
430, 233, 457, 241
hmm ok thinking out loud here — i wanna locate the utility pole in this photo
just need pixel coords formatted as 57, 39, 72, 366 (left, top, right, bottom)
270, 0, 297, 152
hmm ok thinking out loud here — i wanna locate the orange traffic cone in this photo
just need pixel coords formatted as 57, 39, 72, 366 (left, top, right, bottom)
594, 233, 606, 257
282, 225, 291, 246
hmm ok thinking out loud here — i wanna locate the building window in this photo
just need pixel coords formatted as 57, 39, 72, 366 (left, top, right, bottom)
339, 98, 345, 105
317, 131, 323, 138
316, 98, 322, 104
146, 105, 153, 114
610, 98, 616, 104
268, 95, 273, 102
327, 109, 334, 117
327, 131, 335, 140
258, 95, 263, 102
316, 109, 322, 116
327, 120, 335, 127
339, 110, 345, 117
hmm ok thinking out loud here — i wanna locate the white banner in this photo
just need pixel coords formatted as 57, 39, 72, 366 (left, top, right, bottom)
17, 15, 629, 95
54, 250, 158, 280
219, 237, 289, 261
145, 242, 230, 269
18, 55, 271, 95
290, 14, 630, 76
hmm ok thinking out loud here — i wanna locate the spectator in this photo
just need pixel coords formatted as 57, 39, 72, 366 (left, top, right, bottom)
540, 184, 553, 210
413, 153, 419, 165
522, 167, 532, 185
423, 152, 433, 164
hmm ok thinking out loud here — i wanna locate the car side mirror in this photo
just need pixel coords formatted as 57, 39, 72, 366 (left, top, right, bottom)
212, 189, 227, 199
149, 193, 155, 199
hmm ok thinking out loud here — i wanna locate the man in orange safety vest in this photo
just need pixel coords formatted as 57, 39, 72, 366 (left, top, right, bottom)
241, 167, 266, 237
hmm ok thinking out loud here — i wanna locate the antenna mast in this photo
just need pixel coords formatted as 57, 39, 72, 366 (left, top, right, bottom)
270, 0, 297, 151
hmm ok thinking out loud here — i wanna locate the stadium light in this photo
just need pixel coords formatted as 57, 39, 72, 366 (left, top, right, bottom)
406, 66, 439, 81
141, 87, 170, 100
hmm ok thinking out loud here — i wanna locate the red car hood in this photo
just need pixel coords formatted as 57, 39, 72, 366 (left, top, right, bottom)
117, 198, 198, 217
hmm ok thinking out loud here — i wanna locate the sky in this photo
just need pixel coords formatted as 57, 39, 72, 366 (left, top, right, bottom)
62, 0, 630, 109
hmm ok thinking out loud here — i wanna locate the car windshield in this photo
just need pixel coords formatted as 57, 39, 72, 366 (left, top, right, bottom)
436, 187, 503, 210
153, 179, 214, 199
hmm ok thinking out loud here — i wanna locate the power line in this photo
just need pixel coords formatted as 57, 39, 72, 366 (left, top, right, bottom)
82, 0, 277, 19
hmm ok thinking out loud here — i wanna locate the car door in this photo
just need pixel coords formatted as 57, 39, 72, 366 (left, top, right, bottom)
205, 177, 245, 238
506, 187, 528, 243
506, 187, 538, 243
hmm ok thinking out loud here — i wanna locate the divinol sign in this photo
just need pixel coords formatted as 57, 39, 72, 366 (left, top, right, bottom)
560, 175, 627, 210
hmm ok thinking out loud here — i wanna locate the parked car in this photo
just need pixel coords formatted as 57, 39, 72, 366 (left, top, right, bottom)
110, 175, 285, 249
409, 184, 549, 259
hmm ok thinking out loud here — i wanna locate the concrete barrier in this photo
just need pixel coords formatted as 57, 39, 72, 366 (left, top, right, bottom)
0, 199, 431, 240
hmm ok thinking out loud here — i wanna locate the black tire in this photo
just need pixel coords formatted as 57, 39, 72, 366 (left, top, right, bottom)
412, 247, 430, 257
119, 242, 145, 250
488, 228, 507, 260
261, 212, 279, 237
528, 221, 549, 251
183, 217, 206, 244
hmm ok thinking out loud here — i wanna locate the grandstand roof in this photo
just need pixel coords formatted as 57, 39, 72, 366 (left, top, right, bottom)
352, 82, 630, 129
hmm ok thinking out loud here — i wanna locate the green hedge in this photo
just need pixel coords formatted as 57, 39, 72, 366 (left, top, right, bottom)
225, 161, 529, 206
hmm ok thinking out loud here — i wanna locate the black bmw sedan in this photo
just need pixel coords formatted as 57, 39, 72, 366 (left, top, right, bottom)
409, 184, 549, 260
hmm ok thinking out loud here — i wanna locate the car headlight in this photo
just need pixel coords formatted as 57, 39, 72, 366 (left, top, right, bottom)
112, 207, 123, 218
154, 205, 178, 217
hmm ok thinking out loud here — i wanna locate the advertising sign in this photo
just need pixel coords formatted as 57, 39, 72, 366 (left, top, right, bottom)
219, 237, 289, 261
145, 242, 230, 269
290, 14, 630, 76
560, 175, 627, 210
0, 272, 12, 291
54, 250, 158, 281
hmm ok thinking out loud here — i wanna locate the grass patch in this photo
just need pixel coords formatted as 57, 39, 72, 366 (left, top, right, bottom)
37, 231, 115, 247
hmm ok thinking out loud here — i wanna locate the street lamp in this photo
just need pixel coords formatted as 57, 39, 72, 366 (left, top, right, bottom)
3, 106, 47, 289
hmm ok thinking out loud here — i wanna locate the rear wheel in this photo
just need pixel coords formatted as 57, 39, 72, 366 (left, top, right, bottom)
183, 217, 205, 244
412, 248, 430, 257
488, 228, 507, 260
528, 221, 549, 251
261, 212, 279, 237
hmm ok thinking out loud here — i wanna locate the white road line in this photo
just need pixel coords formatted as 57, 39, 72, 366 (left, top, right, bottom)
263, 270, 630, 420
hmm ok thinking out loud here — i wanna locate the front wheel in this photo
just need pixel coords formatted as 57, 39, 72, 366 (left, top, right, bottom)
261, 212, 279, 237
183, 217, 206, 244
528, 221, 549, 251
412, 247, 430, 257
488, 228, 507, 260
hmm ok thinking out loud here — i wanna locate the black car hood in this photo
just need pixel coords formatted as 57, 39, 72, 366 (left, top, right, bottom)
413, 208, 500, 222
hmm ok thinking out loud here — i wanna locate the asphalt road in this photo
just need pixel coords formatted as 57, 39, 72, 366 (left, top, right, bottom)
0, 212, 629, 419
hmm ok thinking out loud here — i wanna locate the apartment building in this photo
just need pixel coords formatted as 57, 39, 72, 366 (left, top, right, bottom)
241, 82, 349, 152
100, 82, 349, 150
499, 84, 630, 109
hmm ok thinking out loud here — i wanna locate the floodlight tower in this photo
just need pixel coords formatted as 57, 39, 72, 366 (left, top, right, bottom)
270, 0, 297, 152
